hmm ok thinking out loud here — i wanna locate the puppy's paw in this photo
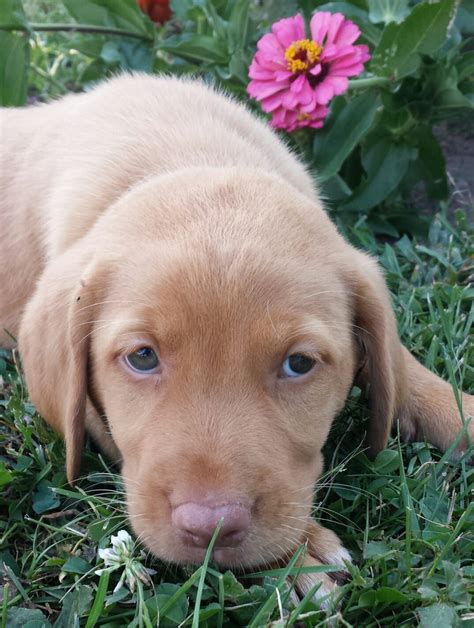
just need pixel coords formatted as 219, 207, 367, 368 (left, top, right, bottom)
291, 554, 338, 611
287, 523, 351, 611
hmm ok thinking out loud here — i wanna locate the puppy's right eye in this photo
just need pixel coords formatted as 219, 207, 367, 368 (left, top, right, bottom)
125, 347, 159, 373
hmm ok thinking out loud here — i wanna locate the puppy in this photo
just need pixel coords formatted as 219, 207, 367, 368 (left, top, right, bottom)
1, 75, 472, 601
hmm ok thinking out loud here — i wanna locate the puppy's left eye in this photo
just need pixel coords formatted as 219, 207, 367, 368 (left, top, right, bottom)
125, 347, 159, 373
281, 353, 316, 378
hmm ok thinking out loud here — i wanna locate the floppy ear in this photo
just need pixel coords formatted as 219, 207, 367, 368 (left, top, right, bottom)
19, 247, 104, 484
347, 249, 474, 457
345, 250, 407, 456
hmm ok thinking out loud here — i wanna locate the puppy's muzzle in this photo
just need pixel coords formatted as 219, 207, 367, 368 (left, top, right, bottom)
172, 500, 251, 549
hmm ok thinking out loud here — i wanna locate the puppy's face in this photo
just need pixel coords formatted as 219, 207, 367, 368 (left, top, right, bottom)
85, 175, 357, 568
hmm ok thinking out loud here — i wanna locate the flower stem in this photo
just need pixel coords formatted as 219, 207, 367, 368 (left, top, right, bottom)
349, 76, 391, 90
0, 23, 154, 42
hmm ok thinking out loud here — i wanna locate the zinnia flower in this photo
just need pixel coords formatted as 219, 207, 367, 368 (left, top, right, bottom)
247, 12, 370, 132
137, 0, 171, 24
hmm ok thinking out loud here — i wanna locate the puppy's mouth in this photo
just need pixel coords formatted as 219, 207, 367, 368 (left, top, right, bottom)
174, 545, 246, 568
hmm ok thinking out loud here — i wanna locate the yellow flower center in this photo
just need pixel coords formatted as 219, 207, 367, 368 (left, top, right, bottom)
284, 39, 323, 73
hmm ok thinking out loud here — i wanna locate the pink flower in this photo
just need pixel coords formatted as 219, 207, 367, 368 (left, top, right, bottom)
247, 12, 370, 132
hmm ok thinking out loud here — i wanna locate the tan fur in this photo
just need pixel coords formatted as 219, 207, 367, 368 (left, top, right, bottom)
1, 75, 472, 583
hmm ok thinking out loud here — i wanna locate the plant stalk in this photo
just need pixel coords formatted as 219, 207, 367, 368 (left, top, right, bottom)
349, 76, 391, 89
0, 23, 153, 42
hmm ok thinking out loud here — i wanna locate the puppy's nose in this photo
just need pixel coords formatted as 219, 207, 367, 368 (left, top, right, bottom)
172, 502, 250, 548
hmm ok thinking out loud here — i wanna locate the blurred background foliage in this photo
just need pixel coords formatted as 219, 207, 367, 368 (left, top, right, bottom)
0, 0, 473, 236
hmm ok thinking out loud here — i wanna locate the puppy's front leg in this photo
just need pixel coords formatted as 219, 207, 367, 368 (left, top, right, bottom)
290, 521, 351, 610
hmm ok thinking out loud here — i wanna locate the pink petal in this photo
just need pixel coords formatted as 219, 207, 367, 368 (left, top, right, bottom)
247, 80, 286, 100
257, 33, 284, 56
310, 12, 333, 45
248, 64, 275, 80
334, 20, 361, 47
274, 70, 294, 81
314, 80, 334, 105
325, 75, 349, 95
260, 92, 285, 112
272, 13, 306, 48
309, 63, 323, 76
282, 90, 299, 108
254, 51, 286, 72
326, 13, 345, 45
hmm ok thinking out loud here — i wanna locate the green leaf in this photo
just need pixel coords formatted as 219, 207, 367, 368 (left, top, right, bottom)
0, 31, 29, 106
414, 126, 448, 199
371, 0, 457, 79
363, 540, 392, 559
63, 0, 154, 38
341, 138, 415, 211
5, 608, 51, 628
53, 585, 94, 628
62, 557, 92, 575
32, 480, 60, 514
313, 91, 379, 182
374, 448, 400, 473
158, 34, 228, 64
228, 0, 250, 50
418, 603, 458, 627
375, 587, 410, 603
359, 586, 409, 606
156, 582, 189, 625
0, 0, 28, 27
368, 0, 410, 24
0, 460, 12, 486
456, 51, 474, 82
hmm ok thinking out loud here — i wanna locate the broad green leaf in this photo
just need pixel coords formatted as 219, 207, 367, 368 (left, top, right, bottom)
371, 0, 457, 79
313, 90, 379, 182
436, 87, 474, 109
374, 448, 399, 472
456, 51, 474, 82
418, 603, 458, 627
321, 174, 352, 202
32, 480, 60, 514
62, 556, 92, 575
414, 126, 448, 199
228, 0, 250, 51
156, 582, 189, 624
0, 31, 29, 106
0, 460, 12, 486
341, 138, 415, 211
456, 0, 474, 35
63, 0, 154, 38
368, 0, 410, 24
0, 0, 28, 27
158, 34, 228, 64
6, 608, 51, 628
100, 39, 154, 71
53, 585, 94, 628
363, 541, 393, 560
200, 0, 227, 40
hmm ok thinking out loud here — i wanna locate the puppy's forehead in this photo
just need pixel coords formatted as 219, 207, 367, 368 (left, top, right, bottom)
107, 239, 349, 345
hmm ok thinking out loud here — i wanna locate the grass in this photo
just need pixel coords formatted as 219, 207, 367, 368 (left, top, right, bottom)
1, 211, 473, 627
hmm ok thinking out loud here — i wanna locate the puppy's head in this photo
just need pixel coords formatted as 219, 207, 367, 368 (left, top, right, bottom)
19, 170, 399, 568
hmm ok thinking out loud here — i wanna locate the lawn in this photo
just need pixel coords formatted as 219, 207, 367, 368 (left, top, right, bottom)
1, 0, 474, 626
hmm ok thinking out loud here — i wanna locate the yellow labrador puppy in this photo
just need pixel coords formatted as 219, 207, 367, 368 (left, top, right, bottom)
1, 75, 472, 601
